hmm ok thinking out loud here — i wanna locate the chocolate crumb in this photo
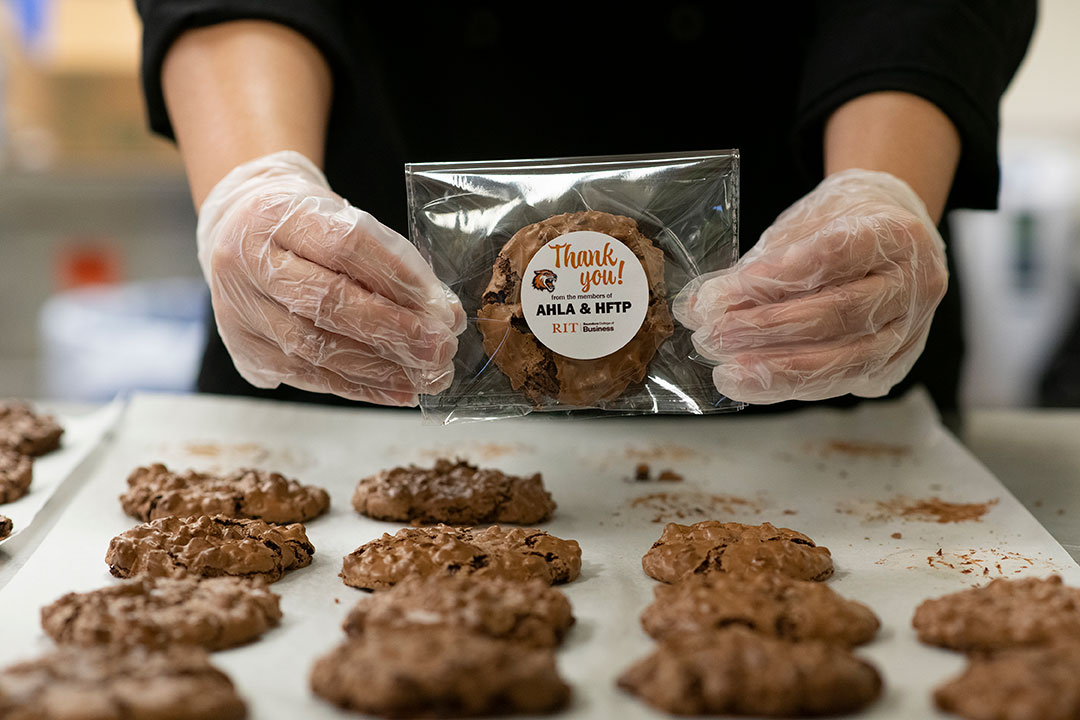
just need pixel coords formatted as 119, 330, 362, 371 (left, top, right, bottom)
891, 533, 902, 540
920, 549, 1049, 577
657, 470, 683, 483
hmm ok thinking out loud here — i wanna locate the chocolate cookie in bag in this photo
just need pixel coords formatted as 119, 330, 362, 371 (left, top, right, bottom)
406, 150, 742, 422
478, 210, 673, 407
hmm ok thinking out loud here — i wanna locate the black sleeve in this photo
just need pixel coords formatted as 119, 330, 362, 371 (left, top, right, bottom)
134, 0, 352, 141
795, 0, 1036, 211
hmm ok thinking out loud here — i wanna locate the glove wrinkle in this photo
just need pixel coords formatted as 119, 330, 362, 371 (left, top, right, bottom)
680, 169, 947, 404
196, 150, 464, 403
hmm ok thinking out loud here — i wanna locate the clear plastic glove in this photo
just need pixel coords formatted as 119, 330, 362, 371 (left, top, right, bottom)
197, 150, 466, 406
674, 169, 948, 404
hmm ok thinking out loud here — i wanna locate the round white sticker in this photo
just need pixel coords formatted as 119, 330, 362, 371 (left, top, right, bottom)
521, 230, 649, 360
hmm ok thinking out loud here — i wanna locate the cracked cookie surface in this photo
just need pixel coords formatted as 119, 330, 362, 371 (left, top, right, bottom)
340, 524, 581, 590
618, 626, 882, 716
351, 458, 554, 525
642, 520, 834, 583
642, 571, 879, 646
42, 575, 281, 651
0, 448, 32, 504
311, 625, 570, 717
935, 643, 1080, 720
914, 575, 1080, 651
121, 463, 330, 524
106, 514, 314, 582
0, 644, 246, 719
0, 400, 63, 456
343, 574, 573, 648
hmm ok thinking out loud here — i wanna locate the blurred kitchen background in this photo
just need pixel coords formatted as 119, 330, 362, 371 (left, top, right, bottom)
0, 0, 1078, 410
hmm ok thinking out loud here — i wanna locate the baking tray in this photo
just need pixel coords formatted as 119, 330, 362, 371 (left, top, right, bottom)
0, 400, 122, 573
0, 390, 1075, 719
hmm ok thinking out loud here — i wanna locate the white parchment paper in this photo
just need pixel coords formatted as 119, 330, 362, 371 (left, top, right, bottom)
0, 390, 1075, 719
0, 400, 123, 550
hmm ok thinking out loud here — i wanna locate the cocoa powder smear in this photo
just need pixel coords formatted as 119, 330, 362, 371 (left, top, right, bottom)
629, 492, 763, 523
822, 440, 913, 459
625, 445, 701, 462
886, 497, 999, 523
840, 496, 999, 524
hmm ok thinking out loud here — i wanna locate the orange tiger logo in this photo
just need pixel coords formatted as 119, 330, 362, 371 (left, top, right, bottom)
532, 269, 557, 292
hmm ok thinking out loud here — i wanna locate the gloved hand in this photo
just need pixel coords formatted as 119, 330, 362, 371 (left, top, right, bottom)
196, 150, 466, 406
674, 168, 948, 404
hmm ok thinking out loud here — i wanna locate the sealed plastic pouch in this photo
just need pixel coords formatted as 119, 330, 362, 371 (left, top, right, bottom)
406, 150, 742, 423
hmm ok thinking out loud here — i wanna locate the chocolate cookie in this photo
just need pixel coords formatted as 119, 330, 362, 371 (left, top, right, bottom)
41, 576, 282, 651
914, 575, 1080, 651
120, 463, 330, 524
351, 458, 555, 525
0, 400, 63, 456
934, 643, 1080, 720
0, 644, 246, 719
106, 514, 314, 583
340, 524, 581, 591
343, 575, 574, 648
477, 210, 674, 407
0, 514, 10, 540
617, 626, 882, 716
0, 448, 32, 504
641, 571, 879, 646
311, 626, 570, 717
641, 521, 834, 583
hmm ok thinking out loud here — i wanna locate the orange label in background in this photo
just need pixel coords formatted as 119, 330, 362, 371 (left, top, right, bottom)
55, 240, 123, 289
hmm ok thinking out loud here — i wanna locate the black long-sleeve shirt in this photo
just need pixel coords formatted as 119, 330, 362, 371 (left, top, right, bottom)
135, 1, 1035, 415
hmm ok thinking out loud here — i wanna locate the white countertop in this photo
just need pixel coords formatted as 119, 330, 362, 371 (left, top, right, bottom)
2, 390, 1077, 720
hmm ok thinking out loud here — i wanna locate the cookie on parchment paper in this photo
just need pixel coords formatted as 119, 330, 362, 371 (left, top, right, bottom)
934, 643, 1080, 720
0, 448, 32, 504
0, 514, 10, 540
311, 626, 570, 717
106, 514, 314, 583
121, 463, 330, 524
617, 626, 882, 717
0, 400, 63, 456
641, 520, 834, 584
914, 575, 1080, 652
351, 458, 555, 525
477, 210, 674, 408
42, 576, 281, 651
642, 571, 879, 647
0, 644, 246, 720
340, 524, 581, 591
343, 575, 573, 648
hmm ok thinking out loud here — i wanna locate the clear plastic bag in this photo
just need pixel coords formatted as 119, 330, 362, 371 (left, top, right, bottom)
405, 150, 743, 423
